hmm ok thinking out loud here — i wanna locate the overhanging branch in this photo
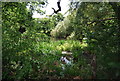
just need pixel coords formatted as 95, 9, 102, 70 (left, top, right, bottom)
87, 17, 117, 26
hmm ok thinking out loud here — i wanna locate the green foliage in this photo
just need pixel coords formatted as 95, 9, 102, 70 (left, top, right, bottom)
50, 10, 76, 39
2, 1, 120, 80
50, 2, 120, 79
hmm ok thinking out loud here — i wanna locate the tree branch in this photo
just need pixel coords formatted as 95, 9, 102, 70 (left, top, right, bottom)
51, 0, 61, 15
87, 17, 117, 26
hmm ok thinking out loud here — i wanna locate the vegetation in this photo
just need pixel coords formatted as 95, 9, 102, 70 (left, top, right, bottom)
2, 1, 120, 80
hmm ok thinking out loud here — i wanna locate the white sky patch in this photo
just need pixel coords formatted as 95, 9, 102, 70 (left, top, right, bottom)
32, 0, 70, 18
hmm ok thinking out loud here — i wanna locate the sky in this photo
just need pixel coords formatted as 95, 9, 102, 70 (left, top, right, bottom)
32, 0, 70, 18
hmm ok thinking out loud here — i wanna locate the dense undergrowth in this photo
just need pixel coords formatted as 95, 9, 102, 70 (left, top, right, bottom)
3, 38, 93, 79
2, 2, 120, 80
